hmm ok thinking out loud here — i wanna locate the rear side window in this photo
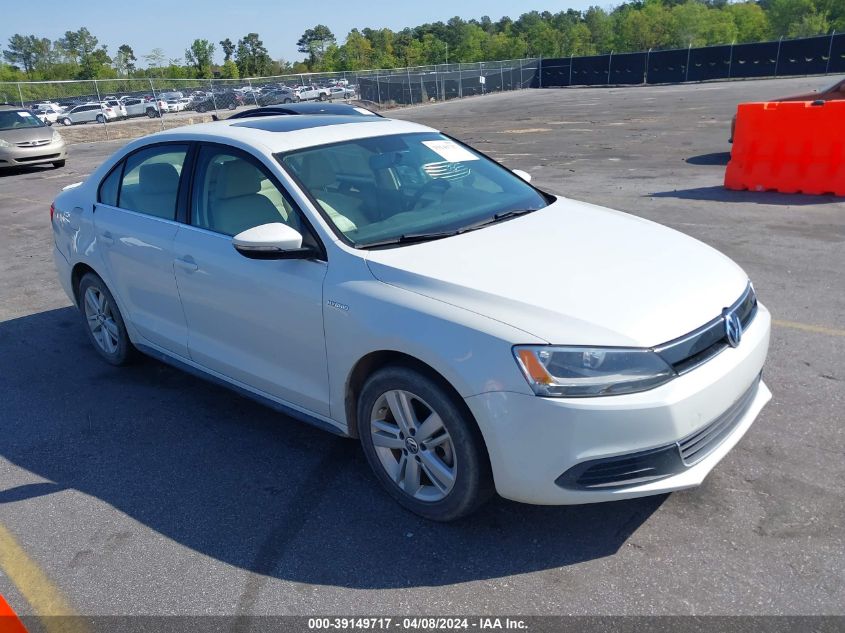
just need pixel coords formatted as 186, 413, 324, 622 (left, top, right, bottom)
118, 145, 188, 220
98, 164, 122, 206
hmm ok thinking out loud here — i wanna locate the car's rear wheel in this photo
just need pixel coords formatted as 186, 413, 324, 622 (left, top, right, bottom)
227, 102, 237, 110
283, 98, 292, 104
146, 108, 157, 118
357, 365, 493, 521
95, 114, 105, 123
62, 117, 72, 126
78, 273, 136, 366
53, 160, 65, 168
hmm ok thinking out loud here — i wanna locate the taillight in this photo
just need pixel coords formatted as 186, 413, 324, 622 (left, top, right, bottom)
50, 202, 55, 223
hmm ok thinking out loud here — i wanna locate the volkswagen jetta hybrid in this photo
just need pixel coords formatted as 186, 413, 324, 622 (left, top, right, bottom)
51, 114, 771, 521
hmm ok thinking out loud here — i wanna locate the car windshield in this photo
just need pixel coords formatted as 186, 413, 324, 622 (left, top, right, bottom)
0, 109, 45, 131
278, 132, 549, 247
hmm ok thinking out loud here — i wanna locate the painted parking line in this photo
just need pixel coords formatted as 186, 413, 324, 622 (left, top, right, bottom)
773, 319, 845, 338
0, 523, 87, 633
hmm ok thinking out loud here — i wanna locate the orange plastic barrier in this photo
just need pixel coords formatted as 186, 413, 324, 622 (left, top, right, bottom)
0, 595, 27, 633
725, 100, 845, 196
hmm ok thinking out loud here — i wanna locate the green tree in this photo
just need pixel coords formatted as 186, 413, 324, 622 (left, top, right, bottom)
186, 39, 215, 78
143, 47, 167, 72
114, 44, 136, 76
3, 34, 39, 78
235, 33, 271, 77
727, 3, 771, 42
220, 58, 239, 79
297, 25, 337, 67
220, 38, 235, 62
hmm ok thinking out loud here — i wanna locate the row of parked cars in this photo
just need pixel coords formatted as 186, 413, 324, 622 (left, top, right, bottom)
23, 81, 359, 126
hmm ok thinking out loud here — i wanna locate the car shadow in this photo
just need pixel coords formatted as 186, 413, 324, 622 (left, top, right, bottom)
0, 165, 59, 178
0, 307, 664, 589
685, 152, 731, 166
649, 185, 844, 206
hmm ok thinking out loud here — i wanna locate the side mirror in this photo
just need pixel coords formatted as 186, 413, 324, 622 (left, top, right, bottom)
232, 223, 312, 260
512, 169, 532, 183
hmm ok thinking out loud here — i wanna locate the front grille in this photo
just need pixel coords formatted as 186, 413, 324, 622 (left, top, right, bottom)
16, 139, 50, 148
677, 374, 761, 466
655, 284, 757, 375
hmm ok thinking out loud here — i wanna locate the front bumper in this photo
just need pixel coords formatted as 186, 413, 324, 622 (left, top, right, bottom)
0, 139, 66, 168
465, 303, 771, 505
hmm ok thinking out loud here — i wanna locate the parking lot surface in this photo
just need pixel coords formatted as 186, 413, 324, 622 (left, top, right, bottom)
0, 76, 843, 617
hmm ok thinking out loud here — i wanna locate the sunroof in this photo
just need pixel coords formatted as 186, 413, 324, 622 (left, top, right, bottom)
231, 115, 386, 132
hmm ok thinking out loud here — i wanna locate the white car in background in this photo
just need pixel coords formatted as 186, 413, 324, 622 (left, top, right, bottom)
122, 97, 161, 119
59, 102, 118, 125
295, 85, 331, 101
34, 103, 65, 124
50, 114, 771, 521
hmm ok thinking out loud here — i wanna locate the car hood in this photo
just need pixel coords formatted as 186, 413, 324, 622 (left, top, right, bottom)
365, 198, 749, 347
0, 126, 53, 144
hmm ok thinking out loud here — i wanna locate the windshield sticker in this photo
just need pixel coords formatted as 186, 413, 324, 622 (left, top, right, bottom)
422, 140, 479, 163
18, 111, 33, 118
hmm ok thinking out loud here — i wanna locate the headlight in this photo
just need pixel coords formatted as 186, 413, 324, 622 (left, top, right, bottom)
514, 345, 676, 397
52, 129, 63, 143
0, 138, 10, 148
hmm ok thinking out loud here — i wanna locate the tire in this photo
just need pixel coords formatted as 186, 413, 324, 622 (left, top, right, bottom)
146, 108, 156, 118
283, 98, 292, 104
319, 93, 327, 101
77, 273, 137, 366
196, 104, 207, 113
62, 117, 72, 126
357, 365, 494, 521
227, 102, 237, 110
95, 114, 105, 124
53, 160, 66, 168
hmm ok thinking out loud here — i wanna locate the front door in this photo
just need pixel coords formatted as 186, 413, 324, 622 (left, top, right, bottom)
172, 144, 330, 416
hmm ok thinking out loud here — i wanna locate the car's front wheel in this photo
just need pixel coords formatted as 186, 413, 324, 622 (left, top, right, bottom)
357, 365, 493, 521
78, 273, 136, 366
61, 117, 72, 126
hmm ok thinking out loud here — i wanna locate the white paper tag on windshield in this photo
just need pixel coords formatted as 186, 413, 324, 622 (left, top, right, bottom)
422, 140, 479, 163
353, 107, 376, 116
18, 111, 32, 118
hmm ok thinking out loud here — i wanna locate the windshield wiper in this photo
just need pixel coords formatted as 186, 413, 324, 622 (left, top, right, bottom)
357, 230, 461, 249
357, 209, 539, 249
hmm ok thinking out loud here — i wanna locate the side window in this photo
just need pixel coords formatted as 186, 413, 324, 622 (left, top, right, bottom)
118, 144, 188, 220
191, 146, 305, 238
98, 163, 122, 206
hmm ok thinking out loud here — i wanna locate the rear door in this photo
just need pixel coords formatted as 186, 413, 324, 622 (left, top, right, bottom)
93, 143, 191, 358
171, 143, 330, 415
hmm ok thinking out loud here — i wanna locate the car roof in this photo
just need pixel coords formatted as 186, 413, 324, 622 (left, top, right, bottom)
133, 114, 438, 154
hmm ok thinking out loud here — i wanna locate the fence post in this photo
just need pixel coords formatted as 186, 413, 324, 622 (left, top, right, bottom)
607, 50, 613, 85
92, 79, 109, 141
538, 57, 543, 88
375, 71, 381, 107
459, 64, 463, 98
500, 61, 505, 91
728, 39, 735, 78
826, 31, 836, 74
774, 36, 784, 77
685, 43, 692, 82
16, 83, 24, 107
569, 54, 573, 86
248, 78, 259, 107
645, 48, 651, 84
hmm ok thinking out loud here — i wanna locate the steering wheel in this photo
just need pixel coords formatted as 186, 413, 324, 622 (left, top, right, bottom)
407, 178, 451, 210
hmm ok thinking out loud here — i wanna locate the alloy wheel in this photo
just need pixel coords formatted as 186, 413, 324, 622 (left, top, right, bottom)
83, 286, 120, 355
370, 390, 457, 502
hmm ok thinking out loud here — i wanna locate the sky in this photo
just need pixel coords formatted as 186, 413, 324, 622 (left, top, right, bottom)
1, 0, 598, 66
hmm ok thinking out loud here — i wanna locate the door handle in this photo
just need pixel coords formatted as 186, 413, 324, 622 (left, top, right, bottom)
99, 232, 114, 246
174, 257, 198, 273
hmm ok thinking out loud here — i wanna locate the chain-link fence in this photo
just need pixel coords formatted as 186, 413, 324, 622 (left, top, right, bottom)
0, 58, 540, 144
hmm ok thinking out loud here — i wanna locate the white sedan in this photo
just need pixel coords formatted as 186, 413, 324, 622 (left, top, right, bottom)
51, 114, 771, 521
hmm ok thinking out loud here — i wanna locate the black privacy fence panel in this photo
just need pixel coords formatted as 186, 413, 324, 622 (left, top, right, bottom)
832, 33, 845, 72
541, 33, 843, 87
610, 52, 648, 85
687, 45, 732, 81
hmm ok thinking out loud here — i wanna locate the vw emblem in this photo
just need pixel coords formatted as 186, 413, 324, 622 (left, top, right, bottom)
723, 308, 743, 348
405, 437, 420, 454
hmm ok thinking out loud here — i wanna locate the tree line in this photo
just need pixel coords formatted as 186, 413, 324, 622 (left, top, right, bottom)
2, 0, 842, 82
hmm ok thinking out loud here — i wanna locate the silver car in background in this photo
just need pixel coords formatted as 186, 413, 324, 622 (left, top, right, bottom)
0, 105, 66, 169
